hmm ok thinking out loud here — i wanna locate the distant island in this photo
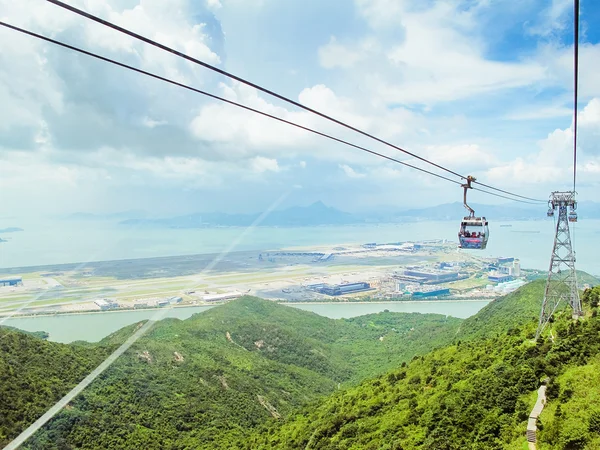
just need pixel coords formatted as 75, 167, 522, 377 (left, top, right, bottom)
0, 227, 23, 233
120, 201, 358, 228
65, 211, 147, 221
118, 200, 552, 229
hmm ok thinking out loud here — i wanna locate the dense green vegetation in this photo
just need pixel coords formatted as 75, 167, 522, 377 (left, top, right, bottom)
241, 285, 600, 450
456, 279, 548, 340
10, 297, 460, 449
2, 325, 49, 340
0, 327, 116, 446
536, 285, 600, 450
4, 282, 599, 449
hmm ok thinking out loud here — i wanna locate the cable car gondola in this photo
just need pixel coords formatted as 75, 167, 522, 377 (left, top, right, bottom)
458, 176, 489, 250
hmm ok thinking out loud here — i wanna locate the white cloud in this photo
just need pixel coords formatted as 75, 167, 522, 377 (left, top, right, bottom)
188, 81, 422, 164
206, 0, 222, 10
526, 0, 571, 37
504, 105, 573, 121
579, 98, 600, 128
316, 0, 585, 107
318, 36, 373, 69
141, 117, 167, 128
339, 164, 366, 178
250, 156, 280, 173
421, 144, 498, 172
483, 98, 600, 194
535, 43, 600, 100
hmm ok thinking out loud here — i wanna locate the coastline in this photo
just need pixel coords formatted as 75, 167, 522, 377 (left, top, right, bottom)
283, 299, 492, 305
1, 298, 492, 320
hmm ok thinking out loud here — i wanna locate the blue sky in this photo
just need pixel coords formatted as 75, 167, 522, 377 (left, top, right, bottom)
1, 0, 600, 217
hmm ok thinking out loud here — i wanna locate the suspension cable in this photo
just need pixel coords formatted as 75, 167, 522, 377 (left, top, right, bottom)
472, 187, 543, 205
472, 182, 546, 203
573, 0, 580, 192
1, 20, 548, 207
46, 0, 546, 203
0, 21, 464, 188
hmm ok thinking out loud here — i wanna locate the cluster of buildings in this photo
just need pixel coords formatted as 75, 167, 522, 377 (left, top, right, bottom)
96, 296, 183, 311
202, 292, 243, 302
307, 282, 373, 296
94, 299, 119, 310
487, 258, 521, 283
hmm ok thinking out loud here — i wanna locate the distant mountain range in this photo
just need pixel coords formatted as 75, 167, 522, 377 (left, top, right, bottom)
367, 202, 546, 222
0, 227, 24, 233
65, 211, 148, 221
0, 227, 23, 242
120, 201, 357, 228
67, 200, 600, 229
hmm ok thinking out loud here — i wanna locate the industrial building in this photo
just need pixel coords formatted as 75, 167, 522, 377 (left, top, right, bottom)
402, 269, 460, 284
497, 257, 515, 264
488, 272, 513, 283
319, 282, 372, 296
486, 279, 526, 294
511, 260, 521, 277
412, 288, 451, 299
203, 292, 243, 302
94, 299, 119, 310
0, 276, 22, 287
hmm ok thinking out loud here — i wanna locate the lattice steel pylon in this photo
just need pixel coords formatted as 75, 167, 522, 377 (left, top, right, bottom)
536, 191, 582, 339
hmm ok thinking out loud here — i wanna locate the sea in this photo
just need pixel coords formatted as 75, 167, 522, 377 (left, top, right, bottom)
3, 301, 490, 344
0, 218, 598, 343
1, 218, 598, 274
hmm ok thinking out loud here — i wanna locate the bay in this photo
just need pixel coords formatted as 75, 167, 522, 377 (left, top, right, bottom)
3, 300, 490, 344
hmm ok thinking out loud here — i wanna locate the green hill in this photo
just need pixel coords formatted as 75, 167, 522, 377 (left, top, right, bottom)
0, 327, 117, 446
6, 296, 460, 449
456, 271, 599, 341
240, 286, 600, 450
6, 282, 599, 450
455, 279, 547, 340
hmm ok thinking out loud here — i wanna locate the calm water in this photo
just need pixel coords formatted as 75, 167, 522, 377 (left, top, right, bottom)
1, 218, 597, 343
1, 218, 599, 275
2, 301, 490, 344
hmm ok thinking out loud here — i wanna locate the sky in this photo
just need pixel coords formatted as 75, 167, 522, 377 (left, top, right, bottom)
1, 0, 600, 217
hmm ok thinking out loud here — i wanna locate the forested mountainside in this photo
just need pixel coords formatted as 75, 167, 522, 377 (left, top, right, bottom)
241, 285, 600, 450
455, 278, 550, 340
0, 327, 118, 446
4, 283, 599, 449
2, 297, 460, 449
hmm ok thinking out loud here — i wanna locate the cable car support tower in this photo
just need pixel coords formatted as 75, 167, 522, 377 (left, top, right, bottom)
535, 0, 582, 340
536, 192, 581, 339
